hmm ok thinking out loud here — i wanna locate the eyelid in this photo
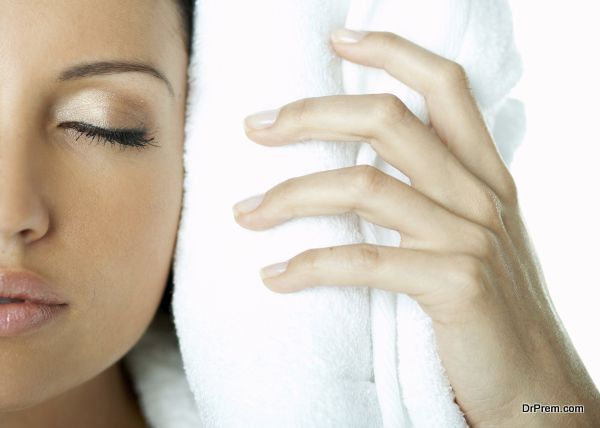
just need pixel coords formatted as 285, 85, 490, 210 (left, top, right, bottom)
53, 89, 156, 130
58, 121, 159, 150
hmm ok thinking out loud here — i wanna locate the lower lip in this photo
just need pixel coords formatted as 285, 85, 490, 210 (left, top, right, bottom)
0, 302, 68, 337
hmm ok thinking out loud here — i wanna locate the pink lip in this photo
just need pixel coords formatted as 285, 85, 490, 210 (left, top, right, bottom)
0, 270, 68, 337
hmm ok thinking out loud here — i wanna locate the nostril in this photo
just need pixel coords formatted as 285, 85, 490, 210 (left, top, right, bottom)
21, 229, 36, 240
0, 192, 51, 244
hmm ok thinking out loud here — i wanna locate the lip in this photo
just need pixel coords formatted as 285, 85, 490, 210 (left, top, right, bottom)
0, 270, 68, 337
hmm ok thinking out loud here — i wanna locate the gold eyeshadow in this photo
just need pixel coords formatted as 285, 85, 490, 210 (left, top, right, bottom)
53, 88, 153, 129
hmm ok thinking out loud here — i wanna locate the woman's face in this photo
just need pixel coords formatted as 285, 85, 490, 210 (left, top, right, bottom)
0, 0, 187, 411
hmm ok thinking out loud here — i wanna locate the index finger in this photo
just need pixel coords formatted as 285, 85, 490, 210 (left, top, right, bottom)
330, 29, 516, 203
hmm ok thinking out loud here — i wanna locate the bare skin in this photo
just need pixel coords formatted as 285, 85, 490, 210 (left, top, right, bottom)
1, 364, 144, 427
0, 1, 187, 427
2, 1, 597, 426
235, 29, 600, 426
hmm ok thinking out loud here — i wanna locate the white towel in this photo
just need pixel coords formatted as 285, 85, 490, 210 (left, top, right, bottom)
124, 0, 525, 426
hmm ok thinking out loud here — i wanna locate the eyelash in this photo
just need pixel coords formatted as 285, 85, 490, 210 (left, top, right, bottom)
59, 121, 158, 151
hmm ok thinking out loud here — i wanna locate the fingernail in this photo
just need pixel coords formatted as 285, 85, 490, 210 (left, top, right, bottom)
244, 108, 280, 130
331, 28, 368, 44
232, 193, 265, 216
260, 261, 288, 280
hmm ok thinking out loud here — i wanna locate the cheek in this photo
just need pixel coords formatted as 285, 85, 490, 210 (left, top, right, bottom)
61, 149, 182, 392
65, 151, 183, 353
63, 151, 182, 398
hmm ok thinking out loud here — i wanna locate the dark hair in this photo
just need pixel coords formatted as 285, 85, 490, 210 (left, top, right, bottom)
157, 0, 195, 318
175, 0, 196, 60
158, 265, 175, 316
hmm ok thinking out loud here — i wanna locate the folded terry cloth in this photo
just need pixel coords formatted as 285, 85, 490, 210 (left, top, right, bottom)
124, 0, 525, 426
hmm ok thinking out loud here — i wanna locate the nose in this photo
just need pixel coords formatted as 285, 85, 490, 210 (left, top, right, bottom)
0, 139, 50, 250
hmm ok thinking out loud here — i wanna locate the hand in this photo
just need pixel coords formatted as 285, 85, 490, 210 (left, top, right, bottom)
233, 28, 600, 427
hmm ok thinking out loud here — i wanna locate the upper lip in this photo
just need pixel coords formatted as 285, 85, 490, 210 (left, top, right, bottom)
0, 269, 67, 305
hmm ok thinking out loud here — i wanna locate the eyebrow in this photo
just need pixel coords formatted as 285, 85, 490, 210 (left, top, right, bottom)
57, 60, 174, 97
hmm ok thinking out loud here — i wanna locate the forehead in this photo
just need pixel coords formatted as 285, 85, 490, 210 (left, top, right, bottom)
0, 0, 185, 93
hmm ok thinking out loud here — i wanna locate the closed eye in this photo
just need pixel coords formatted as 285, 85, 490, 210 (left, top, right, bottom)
59, 121, 159, 151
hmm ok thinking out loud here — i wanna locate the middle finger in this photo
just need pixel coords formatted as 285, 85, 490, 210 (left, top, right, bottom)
232, 164, 474, 252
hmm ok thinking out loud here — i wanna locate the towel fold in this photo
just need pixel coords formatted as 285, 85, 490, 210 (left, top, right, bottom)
125, 0, 525, 426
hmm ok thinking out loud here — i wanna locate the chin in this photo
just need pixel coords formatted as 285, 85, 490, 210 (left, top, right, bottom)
0, 360, 65, 414
0, 384, 46, 413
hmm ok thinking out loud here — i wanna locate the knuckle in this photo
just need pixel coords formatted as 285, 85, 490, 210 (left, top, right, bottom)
466, 223, 498, 260
498, 170, 520, 208
449, 254, 489, 298
290, 97, 314, 125
352, 165, 387, 197
474, 185, 505, 232
371, 93, 411, 127
292, 247, 330, 285
398, 234, 418, 250
270, 177, 296, 209
374, 31, 399, 52
273, 176, 293, 194
297, 247, 324, 273
351, 244, 381, 270
435, 60, 469, 91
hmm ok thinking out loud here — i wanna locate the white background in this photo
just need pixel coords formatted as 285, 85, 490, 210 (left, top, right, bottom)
508, 1, 599, 388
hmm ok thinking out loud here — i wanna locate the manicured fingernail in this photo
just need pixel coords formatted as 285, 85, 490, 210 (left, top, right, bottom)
244, 108, 280, 130
331, 28, 368, 44
232, 193, 265, 216
260, 261, 288, 280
